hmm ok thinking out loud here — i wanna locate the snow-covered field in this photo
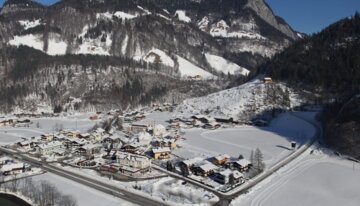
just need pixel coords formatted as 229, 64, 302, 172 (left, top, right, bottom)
0, 114, 98, 145
31, 173, 136, 206
231, 147, 360, 206
175, 112, 315, 167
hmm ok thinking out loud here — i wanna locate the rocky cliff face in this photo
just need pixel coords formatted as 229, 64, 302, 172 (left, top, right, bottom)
0, 0, 298, 113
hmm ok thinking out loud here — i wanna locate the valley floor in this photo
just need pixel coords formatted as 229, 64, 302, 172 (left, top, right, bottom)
174, 112, 316, 168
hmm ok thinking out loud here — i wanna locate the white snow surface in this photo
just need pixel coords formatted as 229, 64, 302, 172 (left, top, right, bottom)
18, 19, 42, 30
31, 173, 136, 206
176, 56, 215, 79
175, 10, 191, 23
8, 34, 67, 55
231, 145, 360, 206
142, 49, 175, 67
174, 112, 315, 167
175, 79, 302, 120
205, 53, 250, 76
96, 11, 138, 21
9, 34, 43, 51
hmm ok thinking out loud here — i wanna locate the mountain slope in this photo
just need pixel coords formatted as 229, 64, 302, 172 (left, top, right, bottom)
0, 0, 299, 113
262, 13, 360, 97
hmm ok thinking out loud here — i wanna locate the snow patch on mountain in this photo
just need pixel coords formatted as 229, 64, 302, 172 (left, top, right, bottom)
210, 20, 266, 40
205, 53, 250, 76
175, 10, 191, 23
9, 34, 43, 51
143, 49, 175, 67
176, 56, 215, 80
121, 35, 128, 55
175, 79, 302, 120
18, 19, 42, 30
198, 16, 209, 31
9, 34, 67, 55
47, 38, 68, 55
137, 5, 151, 15
96, 11, 138, 21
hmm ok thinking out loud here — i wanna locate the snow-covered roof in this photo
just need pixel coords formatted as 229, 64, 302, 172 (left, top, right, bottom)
152, 147, 171, 153
199, 163, 217, 172
214, 154, 230, 161
182, 157, 203, 166
37, 141, 63, 150
218, 169, 244, 179
235, 159, 251, 167
118, 152, 150, 162
0, 163, 24, 172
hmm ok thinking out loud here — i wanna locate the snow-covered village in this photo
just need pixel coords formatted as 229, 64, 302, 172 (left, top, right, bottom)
0, 0, 360, 206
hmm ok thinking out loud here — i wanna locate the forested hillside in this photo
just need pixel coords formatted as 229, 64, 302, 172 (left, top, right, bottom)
262, 12, 360, 97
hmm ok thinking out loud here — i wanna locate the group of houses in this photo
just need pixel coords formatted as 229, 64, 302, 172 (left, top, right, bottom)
14, 117, 179, 177
178, 154, 252, 185
0, 118, 31, 127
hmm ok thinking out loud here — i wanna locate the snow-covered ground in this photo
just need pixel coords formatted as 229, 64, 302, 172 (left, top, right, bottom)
53, 164, 217, 206
9, 34, 68, 56
135, 177, 218, 205
205, 53, 249, 76
176, 56, 215, 79
174, 112, 315, 167
175, 10, 191, 23
0, 113, 98, 145
141, 49, 175, 67
31, 173, 136, 206
231, 146, 360, 206
175, 79, 302, 120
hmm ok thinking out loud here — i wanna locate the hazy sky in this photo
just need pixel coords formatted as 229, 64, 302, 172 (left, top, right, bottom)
0, 0, 359, 34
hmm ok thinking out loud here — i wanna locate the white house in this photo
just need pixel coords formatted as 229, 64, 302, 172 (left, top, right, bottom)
36, 141, 63, 156
214, 169, 244, 184
117, 152, 151, 170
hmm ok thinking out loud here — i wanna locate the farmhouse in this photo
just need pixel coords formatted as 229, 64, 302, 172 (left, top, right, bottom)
129, 124, 148, 134
153, 139, 176, 149
213, 169, 244, 184
234, 159, 252, 172
213, 154, 230, 165
263, 77, 273, 84
193, 162, 218, 176
17, 140, 34, 150
152, 147, 171, 159
0, 163, 25, 176
179, 157, 203, 173
77, 144, 102, 156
